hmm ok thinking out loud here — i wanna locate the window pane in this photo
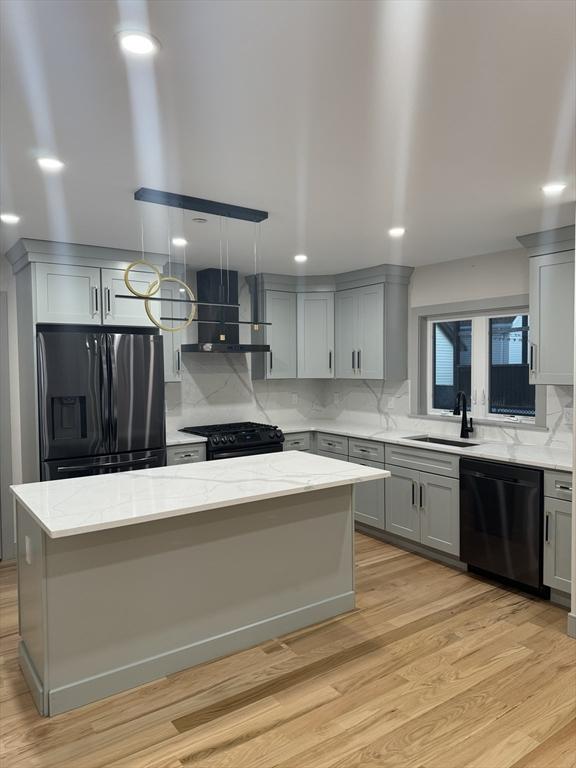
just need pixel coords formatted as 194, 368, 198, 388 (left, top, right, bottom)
432, 320, 471, 410
489, 315, 535, 416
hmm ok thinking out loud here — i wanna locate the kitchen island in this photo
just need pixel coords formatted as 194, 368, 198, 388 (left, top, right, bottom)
11, 451, 389, 716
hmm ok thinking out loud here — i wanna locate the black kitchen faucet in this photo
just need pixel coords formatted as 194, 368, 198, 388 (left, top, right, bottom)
453, 391, 474, 439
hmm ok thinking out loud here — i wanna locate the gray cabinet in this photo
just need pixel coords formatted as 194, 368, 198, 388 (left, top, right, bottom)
283, 432, 312, 451
297, 292, 334, 378
266, 291, 297, 379
419, 472, 460, 556
335, 284, 384, 379
385, 447, 460, 556
528, 250, 574, 385
385, 464, 420, 541
543, 497, 572, 594
101, 268, 155, 327
348, 457, 386, 529
166, 443, 206, 465
316, 432, 348, 456
35, 263, 102, 325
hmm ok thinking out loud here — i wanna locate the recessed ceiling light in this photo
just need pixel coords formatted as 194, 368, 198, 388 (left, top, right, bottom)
37, 157, 65, 172
172, 237, 188, 247
118, 31, 158, 56
294, 254, 308, 263
541, 182, 566, 197
388, 227, 405, 238
0, 213, 20, 224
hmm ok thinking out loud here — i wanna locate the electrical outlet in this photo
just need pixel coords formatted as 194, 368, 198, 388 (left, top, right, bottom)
334, 391, 341, 403
25, 536, 32, 565
387, 397, 395, 411
291, 392, 298, 405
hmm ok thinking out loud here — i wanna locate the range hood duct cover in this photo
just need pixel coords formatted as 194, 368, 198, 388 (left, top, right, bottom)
182, 269, 269, 353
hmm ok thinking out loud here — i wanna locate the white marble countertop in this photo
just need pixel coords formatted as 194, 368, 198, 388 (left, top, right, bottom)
165, 429, 207, 446
278, 421, 573, 472
10, 451, 389, 539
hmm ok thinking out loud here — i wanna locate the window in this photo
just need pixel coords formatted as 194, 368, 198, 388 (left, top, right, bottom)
428, 312, 535, 421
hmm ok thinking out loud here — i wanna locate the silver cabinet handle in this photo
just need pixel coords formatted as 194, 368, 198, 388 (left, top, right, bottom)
177, 349, 181, 373
352, 350, 356, 371
556, 482, 572, 492
411, 481, 416, 507
529, 343, 536, 373
358, 349, 361, 372
545, 512, 550, 542
92, 286, 99, 316
270, 350, 273, 371
105, 287, 112, 315
176, 453, 197, 459
419, 483, 424, 510
329, 350, 332, 370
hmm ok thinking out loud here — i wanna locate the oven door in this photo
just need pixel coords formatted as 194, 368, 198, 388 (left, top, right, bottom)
209, 444, 283, 460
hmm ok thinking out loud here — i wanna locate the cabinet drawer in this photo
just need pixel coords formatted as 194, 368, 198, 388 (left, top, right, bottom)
385, 444, 459, 478
349, 437, 385, 462
316, 432, 348, 456
544, 471, 573, 502
284, 432, 312, 451
166, 444, 206, 465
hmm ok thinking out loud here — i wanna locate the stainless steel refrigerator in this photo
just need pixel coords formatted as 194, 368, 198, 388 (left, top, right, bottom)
37, 326, 166, 480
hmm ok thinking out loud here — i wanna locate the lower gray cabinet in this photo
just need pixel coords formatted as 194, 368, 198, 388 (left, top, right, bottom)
166, 444, 206, 465
544, 497, 572, 593
385, 465, 420, 542
348, 457, 385, 529
385, 464, 460, 555
419, 472, 459, 556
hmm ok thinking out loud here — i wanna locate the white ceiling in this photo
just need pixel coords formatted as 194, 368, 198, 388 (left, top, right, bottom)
1, 0, 574, 274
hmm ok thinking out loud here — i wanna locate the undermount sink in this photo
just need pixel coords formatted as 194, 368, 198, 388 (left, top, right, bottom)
405, 435, 479, 448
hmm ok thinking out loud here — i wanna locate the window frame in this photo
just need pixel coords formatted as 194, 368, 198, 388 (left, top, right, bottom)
425, 308, 538, 425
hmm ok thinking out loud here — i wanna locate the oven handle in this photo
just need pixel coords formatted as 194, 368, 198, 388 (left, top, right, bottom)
210, 446, 283, 460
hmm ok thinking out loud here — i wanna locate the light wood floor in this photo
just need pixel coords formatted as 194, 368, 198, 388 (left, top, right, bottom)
1, 534, 575, 768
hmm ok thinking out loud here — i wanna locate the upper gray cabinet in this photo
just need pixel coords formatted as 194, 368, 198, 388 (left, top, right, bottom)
248, 264, 413, 381
518, 225, 575, 386
35, 263, 102, 325
528, 250, 574, 385
100, 268, 155, 327
297, 292, 335, 378
266, 291, 297, 378
336, 284, 384, 379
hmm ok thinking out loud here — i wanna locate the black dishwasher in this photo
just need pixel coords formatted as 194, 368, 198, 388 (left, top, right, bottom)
460, 458, 547, 595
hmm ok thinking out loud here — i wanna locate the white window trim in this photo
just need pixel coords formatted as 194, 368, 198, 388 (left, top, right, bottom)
427, 309, 535, 425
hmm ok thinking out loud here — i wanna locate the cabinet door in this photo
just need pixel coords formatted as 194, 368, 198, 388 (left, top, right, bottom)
335, 289, 357, 378
101, 268, 155, 327
297, 292, 334, 378
385, 465, 420, 542
35, 263, 102, 325
544, 498, 572, 593
266, 291, 297, 378
419, 472, 460, 556
348, 457, 385, 529
529, 251, 574, 384
356, 283, 384, 379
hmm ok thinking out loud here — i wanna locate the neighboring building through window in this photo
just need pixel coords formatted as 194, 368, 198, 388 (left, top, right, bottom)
428, 312, 535, 421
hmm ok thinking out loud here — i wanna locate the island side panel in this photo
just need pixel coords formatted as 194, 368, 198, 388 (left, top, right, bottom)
16, 502, 49, 715
43, 485, 355, 715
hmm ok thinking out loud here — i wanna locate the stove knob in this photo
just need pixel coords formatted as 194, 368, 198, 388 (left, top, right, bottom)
229, 434, 236, 443
221, 435, 228, 444
275, 429, 283, 439
268, 431, 275, 439
212, 435, 220, 445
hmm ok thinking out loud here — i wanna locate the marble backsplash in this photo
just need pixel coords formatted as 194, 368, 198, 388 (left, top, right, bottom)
165, 352, 573, 449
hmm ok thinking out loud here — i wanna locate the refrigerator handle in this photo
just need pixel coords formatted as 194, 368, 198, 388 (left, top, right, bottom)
96, 336, 109, 451
107, 335, 118, 450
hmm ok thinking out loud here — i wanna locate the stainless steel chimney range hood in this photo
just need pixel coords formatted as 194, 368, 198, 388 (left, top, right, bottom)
181, 269, 270, 354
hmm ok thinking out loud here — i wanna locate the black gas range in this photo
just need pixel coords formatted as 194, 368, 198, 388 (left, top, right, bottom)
179, 422, 285, 460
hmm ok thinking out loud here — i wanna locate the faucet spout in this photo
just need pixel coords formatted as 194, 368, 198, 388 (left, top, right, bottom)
453, 391, 474, 439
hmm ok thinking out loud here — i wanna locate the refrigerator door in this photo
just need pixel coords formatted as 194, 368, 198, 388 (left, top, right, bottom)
37, 329, 109, 461
107, 332, 165, 454
42, 448, 166, 481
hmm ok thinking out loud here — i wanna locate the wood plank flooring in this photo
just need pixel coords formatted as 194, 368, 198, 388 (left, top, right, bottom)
1, 534, 575, 767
